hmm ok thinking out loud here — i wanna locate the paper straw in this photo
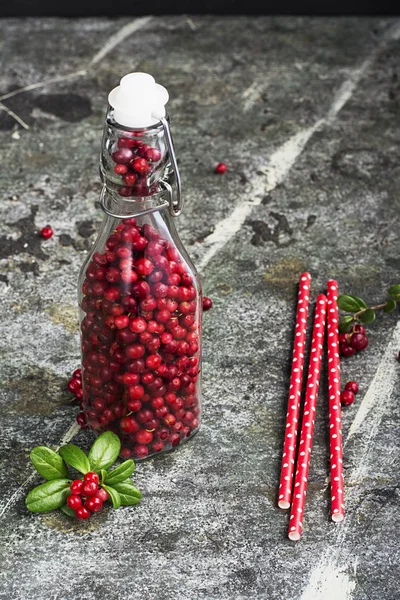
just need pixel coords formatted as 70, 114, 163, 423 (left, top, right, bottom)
327, 280, 345, 523
278, 272, 312, 510
288, 294, 327, 541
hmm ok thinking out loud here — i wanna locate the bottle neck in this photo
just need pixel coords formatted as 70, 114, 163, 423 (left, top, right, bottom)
100, 110, 171, 200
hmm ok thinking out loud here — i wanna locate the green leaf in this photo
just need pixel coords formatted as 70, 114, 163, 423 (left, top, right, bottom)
100, 469, 108, 484
102, 484, 121, 509
60, 505, 76, 518
59, 444, 91, 475
360, 308, 376, 324
26, 479, 71, 513
338, 315, 354, 333
337, 295, 367, 313
384, 298, 397, 313
88, 431, 121, 472
103, 460, 135, 486
30, 446, 68, 481
388, 284, 400, 297
112, 480, 142, 506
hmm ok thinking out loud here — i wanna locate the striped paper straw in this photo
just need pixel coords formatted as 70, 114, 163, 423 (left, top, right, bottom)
288, 294, 327, 541
327, 280, 345, 522
278, 272, 312, 510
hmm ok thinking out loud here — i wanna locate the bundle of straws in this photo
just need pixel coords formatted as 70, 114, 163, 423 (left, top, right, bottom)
278, 273, 344, 541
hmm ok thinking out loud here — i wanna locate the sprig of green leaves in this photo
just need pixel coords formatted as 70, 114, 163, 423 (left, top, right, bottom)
26, 431, 142, 517
337, 284, 400, 332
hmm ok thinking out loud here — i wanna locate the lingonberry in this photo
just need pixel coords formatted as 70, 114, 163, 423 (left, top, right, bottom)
170, 433, 181, 446
84, 472, 100, 484
112, 148, 134, 164
202, 296, 213, 311
350, 333, 369, 351
114, 163, 128, 175
67, 378, 81, 393
136, 429, 153, 445
84, 496, 103, 513
82, 481, 99, 497
130, 317, 147, 334
341, 390, 355, 406
340, 343, 356, 357
133, 444, 149, 458
215, 162, 227, 174
120, 448, 132, 459
73, 368, 82, 379
96, 488, 110, 502
76, 412, 88, 428
145, 147, 162, 163
152, 440, 164, 452
131, 157, 148, 173
67, 494, 83, 510
40, 226, 54, 239
70, 480, 83, 495
120, 416, 140, 433
136, 258, 154, 277
75, 506, 91, 520
345, 381, 359, 395
353, 324, 366, 335
114, 315, 130, 330
123, 173, 137, 186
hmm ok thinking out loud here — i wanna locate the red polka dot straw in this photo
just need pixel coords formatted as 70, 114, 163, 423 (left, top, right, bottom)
327, 280, 345, 523
288, 294, 327, 541
278, 272, 311, 510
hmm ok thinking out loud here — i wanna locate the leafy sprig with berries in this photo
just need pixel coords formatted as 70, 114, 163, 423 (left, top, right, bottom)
337, 284, 400, 357
26, 431, 141, 520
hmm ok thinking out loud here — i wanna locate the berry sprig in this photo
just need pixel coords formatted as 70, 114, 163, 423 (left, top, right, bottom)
337, 284, 400, 358
26, 431, 141, 520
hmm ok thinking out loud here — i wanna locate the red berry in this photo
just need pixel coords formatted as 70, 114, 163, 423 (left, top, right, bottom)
130, 317, 147, 334
75, 506, 91, 520
350, 333, 369, 351
339, 333, 349, 345
353, 324, 366, 335
84, 472, 100, 484
202, 296, 212, 311
123, 173, 137, 186
118, 137, 137, 148
81, 481, 98, 497
112, 148, 134, 164
170, 433, 181, 446
120, 416, 140, 433
67, 378, 81, 393
76, 412, 88, 428
152, 440, 164, 452
131, 157, 149, 173
215, 162, 227, 174
67, 494, 82, 510
40, 226, 53, 239
341, 390, 355, 406
114, 315, 130, 330
345, 381, 359, 395
145, 147, 162, 163
340, 343, 356, 357
136, 258, 154, 277
114, 164, 128, 175
136, 429, 153, 445
84, 496, 103, 513
133, 444, 149, 458
97, 488, 110, 502
73, 368, 82, 379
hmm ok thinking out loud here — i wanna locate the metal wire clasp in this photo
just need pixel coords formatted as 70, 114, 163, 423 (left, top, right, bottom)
160, 117, 183, 217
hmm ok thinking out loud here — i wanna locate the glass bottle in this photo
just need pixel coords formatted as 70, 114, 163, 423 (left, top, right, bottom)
77, 74, 202, 460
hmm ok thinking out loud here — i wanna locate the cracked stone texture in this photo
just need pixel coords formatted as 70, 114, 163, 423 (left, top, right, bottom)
0, 15, 400, 600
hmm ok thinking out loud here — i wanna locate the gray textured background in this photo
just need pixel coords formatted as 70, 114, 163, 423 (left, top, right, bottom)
0, 16, 399, 600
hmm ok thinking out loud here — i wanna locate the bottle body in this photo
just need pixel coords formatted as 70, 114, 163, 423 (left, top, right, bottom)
78, 113, 202, 460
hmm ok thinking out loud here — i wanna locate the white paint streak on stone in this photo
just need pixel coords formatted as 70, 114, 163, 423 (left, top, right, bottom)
197, 120, 322, 273
242, 80, 266, 112
89, 17, 153, 65
0, 70, 87, 103
198, 19, 400, 276
345, 320, 400, 446
299, 558, 356, 600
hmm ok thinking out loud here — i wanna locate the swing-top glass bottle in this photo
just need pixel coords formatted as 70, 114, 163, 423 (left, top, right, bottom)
77, 73, 202, 460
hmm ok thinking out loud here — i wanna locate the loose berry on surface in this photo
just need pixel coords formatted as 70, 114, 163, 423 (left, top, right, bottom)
40, 226, 53, 239
341, 390, 355, 406
215, 162, 227, 174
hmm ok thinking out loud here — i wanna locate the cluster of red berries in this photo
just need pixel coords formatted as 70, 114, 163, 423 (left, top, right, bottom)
79, 217, 204, 459
339, 324, 368, 357
111, 135, 163, 197
67, 472, 109, 520
341, 381, 359, 406
40, 226, 54, 239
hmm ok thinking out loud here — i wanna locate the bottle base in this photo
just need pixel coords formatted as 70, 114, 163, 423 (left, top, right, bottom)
129, 424, 201, 461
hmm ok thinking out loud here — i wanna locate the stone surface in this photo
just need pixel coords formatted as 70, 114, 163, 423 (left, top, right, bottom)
0, 15, 400, 600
